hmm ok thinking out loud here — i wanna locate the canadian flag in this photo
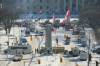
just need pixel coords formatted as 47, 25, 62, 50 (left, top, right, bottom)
61, 8, 70, 26
64, 9, 70, 20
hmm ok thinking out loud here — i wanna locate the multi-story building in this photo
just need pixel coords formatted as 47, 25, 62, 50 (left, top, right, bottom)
79, 0, 100, 43
79, 0, 100, 11
69, 0, 81, 15
15, 0, 33, 14
1, 0, 33, 14
1, 0, 81, 16
1, 0, 16, 10
32, 0, 68, 15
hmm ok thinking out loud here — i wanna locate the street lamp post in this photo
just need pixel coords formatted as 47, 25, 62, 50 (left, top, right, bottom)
87, 31, 91, 66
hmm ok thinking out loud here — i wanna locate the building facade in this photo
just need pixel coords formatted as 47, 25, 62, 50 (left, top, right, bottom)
32, 0, 68, 15
15, 0, 33, 14
1, 0, 33, 14
1, 0, 17, 10
1, 0, 80, 16
69, 0, 80, 15
79, 0, 100, 43
79, 0, 100, 10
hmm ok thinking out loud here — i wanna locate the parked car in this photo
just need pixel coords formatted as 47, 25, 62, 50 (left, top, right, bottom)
12, 55, 23, 62
92, 46, 100, 54
81, 41, 87, 47
79, 51, 88, 61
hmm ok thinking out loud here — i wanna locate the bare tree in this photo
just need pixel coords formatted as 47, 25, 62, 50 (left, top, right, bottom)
0, 7, 19, 34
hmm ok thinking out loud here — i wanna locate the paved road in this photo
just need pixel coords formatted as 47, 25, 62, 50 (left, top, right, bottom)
0, 27, 99, 66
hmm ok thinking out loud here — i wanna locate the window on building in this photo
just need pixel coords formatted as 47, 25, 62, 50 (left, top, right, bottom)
55, 0, 57, 2
66, 0, 68, 2
34, 6, 36, 9
55, 6, 57, 9
27, 6, 30, 10
47, 6, 49, 9
20, 0, 22, 3
40, 6, 42, 9
95, 0, 100, 5
47, 0, 49, 3
27, 0, 30, 3
40, 0, 42, 3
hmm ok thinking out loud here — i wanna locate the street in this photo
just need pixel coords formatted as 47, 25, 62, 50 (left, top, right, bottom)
0, 24, 99, 66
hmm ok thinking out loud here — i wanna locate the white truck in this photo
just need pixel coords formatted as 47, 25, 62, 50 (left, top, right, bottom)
71, 47, 80, 56
68, 47, 80, 57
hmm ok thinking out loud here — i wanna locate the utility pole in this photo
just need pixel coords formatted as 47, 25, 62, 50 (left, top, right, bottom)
7, 32, 10, 46
87, 32, 91, 66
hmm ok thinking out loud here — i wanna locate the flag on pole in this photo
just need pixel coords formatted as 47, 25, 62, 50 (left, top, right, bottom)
64, 9, 70, 20
52, 13, 57, 32
61, 8, 71, 27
